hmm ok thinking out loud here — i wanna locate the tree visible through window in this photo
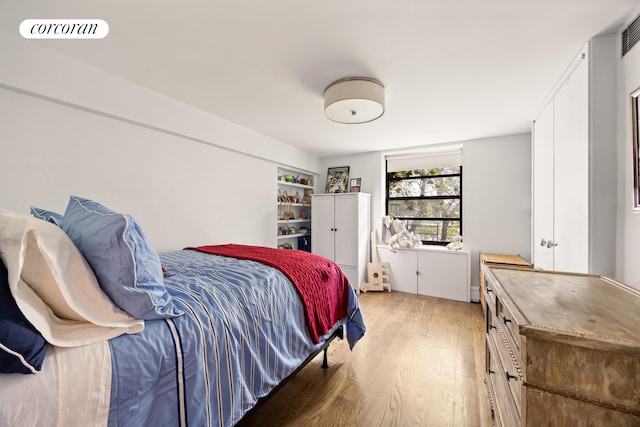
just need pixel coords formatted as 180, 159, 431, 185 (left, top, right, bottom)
386, 166, 462, 245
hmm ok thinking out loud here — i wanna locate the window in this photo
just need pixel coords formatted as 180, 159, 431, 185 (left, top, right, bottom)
386, 150, 462, 245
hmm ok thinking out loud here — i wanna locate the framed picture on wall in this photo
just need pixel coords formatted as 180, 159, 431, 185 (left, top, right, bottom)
349, 178, 361, 192
325, 166, 349, 193
632, 87, 640, 210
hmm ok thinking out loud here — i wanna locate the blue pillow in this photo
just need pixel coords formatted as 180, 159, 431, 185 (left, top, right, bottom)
30, 206, 64, 226
0, 259, 47, 374
61, 196, 183, 320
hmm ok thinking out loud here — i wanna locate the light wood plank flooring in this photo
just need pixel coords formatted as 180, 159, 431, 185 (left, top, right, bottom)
238, 291, 493, 426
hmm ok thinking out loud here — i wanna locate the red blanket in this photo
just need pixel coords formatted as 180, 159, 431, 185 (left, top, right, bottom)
185, 245, 349, 344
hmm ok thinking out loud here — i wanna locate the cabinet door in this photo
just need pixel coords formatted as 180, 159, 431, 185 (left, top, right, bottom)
553, 55, 589, 273
334, 195, 358, 267
376, 247, 417, 293
311, 196, 335, 260
417, 251, 469, 302
532, 100, 555, 271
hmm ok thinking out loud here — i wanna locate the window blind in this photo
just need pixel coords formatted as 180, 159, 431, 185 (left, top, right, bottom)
386, 146, 462, 172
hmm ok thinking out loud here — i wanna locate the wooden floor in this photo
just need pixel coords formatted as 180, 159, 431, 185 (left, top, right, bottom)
238, 291, 494, 426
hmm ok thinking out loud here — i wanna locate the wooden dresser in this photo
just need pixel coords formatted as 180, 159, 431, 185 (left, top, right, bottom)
479, 253, 531, 309
482, 266, 640, 426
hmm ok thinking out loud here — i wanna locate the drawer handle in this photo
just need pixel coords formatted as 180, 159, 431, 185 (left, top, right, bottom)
505, 371, 518, 381
502, 315, 511, 324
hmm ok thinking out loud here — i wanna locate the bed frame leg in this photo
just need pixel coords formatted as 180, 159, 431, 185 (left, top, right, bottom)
322, 347, 329, 369
321, 325, 344, 369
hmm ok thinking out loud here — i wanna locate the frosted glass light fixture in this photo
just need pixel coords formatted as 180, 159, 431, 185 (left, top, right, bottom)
324, 77, 385, 124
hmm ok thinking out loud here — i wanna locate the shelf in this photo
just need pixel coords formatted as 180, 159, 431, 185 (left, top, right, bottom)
278, 233, 310, 240
277, 202, 310, 207
277, 181, 314, 190
277, 219, 310, 224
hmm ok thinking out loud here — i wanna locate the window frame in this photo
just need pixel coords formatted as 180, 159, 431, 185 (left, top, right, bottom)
385, 164, 462, 246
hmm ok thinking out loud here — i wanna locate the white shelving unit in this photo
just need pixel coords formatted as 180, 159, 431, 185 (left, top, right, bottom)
277, 167, 315, 251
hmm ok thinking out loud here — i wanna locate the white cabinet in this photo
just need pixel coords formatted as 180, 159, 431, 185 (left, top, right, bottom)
377, 247, 417, 294
311, 193, 370, 292
531, 34, 616, 275
377, 246, 470, 302
277, 167, 315, 251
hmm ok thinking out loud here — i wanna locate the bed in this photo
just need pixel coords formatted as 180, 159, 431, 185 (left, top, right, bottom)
0, 197, 365, 427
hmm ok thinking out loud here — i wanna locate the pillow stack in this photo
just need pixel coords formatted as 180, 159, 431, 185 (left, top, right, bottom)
0, 196, 182, 374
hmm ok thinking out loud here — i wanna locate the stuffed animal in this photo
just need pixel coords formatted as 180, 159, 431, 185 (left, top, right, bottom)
446, 235, 463, 250
388, 230, 408, 252
383, 215, 393, 243
387, 219, 423, 252
407, 231, 423, 248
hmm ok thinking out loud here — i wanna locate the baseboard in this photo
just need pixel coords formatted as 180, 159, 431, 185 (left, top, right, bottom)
471, 285, 480, 303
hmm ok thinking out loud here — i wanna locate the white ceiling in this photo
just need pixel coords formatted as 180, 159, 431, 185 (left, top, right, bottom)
2, 1, 639, 157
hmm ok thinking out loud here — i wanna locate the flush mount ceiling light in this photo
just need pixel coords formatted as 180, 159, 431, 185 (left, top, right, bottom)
324, 77, 385, 124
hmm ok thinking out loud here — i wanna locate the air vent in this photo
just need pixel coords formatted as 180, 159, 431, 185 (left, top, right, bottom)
622, 13, 640, 57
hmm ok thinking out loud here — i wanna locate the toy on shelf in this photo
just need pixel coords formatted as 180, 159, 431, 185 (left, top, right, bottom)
446, 235, 463, 250
384, 216, 422, 253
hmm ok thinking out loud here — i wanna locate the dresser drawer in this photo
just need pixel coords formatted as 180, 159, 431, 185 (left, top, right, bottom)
483, 288, 497, 335
484, 282, 497, 313
495, 297, 520, 356
489, 317, 522, 415
486, 331, 520, 426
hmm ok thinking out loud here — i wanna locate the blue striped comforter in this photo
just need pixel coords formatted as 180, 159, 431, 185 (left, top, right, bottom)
107, 250, 364, 427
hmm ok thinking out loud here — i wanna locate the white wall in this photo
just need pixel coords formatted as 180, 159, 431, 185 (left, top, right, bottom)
319, 151, 385, 231
463, 134, 532, 287
616, 8, 640, 289
321, 133, 532, 294
0, 31, 320, 252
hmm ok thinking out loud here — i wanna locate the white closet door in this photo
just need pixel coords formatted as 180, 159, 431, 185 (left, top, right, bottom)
311, 196, 335, 260
553, 54, 589, 273
334, 194, 358, 267
533, 100, 555, 271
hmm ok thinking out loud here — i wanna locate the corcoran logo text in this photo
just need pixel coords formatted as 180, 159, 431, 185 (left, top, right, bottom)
20, 19, 109, 39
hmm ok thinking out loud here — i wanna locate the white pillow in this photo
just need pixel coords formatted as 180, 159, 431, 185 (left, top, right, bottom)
0, 209, 144, 347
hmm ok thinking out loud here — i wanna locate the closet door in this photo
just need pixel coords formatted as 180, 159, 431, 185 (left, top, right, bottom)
532, 100, 555, 271
334, 194, 358, 267
553, 55, 589, 273
311, 195, 335, 260
531, 37, 615, 276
